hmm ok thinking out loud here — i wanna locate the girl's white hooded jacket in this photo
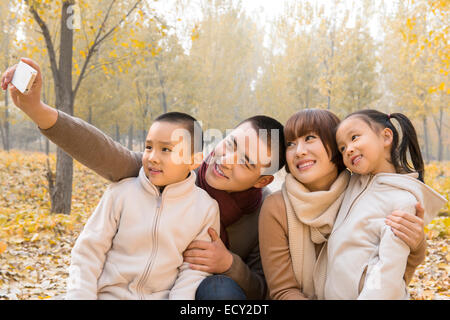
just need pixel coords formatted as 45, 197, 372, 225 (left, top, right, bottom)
317, 172, 446, 300
66, 167, 220, 300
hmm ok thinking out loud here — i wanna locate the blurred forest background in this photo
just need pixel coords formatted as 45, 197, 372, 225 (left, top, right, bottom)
0, 0, 448, 299
0, 0, 448, 158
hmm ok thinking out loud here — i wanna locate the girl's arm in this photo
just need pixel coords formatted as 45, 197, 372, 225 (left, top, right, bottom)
40, 110, 142, 182
386, 203, 427, 284
358, 223, 410, 300
358, 198, 422, 300
258, 192, 309, 300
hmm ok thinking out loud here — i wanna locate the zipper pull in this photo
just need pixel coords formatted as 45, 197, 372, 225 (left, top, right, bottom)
156, 195, 162, 209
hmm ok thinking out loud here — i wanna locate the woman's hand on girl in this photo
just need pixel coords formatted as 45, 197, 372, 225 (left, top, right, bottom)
385, 203, 425, 251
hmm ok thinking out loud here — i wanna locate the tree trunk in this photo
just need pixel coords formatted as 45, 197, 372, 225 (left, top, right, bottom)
422, 116, 430, 163
88, 105, 93, 124
432, 105, 443, 162
326, 26, 335, 110
50, 1, 74, 214
45, 137, 49, 155
446, 143, 449, 161
2, 27, 10, 152
155, 60, 168, 113
1, 93, 10, 152
142, 128, 146, 151
115, 122, 120, 143
33, 0, 142, 214
128, 123, 134, 150
0, 122, 5, 151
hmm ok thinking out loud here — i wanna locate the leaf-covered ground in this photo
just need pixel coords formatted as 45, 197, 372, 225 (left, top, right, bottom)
0, 151, 448, 300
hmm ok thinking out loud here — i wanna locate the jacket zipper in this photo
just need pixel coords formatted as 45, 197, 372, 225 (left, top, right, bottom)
330, 174, 374, 237
136, 194, 163, 299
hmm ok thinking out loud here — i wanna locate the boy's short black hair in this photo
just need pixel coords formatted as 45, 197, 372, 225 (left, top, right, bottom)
238, 115, 286, 174
154, 112, 203, 153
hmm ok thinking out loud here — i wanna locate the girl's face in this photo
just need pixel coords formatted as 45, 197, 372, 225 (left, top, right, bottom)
286, 132, 338, 191
336, 117, 395, 176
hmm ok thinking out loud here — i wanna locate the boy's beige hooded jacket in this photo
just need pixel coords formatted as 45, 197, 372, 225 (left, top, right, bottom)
66, 168, 220, 300
316, 172, 446, 300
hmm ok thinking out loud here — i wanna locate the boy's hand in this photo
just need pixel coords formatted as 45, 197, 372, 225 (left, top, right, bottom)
1, 57, 42, 111
183, 228, 233, 274
385, 202, 425, 252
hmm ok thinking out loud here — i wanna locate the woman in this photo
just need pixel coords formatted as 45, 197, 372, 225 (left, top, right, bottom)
258, 109, 427, 299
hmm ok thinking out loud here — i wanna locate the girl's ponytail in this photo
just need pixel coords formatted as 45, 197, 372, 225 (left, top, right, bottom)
389, 113, 425, 182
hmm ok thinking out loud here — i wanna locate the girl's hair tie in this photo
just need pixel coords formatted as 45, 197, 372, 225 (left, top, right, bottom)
387, 113, 391, 120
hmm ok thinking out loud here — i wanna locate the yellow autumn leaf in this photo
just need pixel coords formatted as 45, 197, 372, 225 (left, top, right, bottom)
438, 263, 450, 273
406, 18, 415, 30
0, 241, 7, 254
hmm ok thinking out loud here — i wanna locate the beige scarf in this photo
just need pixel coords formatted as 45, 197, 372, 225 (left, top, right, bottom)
281, 170, 350, 299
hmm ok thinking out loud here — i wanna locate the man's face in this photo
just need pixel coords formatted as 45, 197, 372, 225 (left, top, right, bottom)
205, 122, 275, 192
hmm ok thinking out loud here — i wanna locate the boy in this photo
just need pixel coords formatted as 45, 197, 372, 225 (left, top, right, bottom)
66, 112, 220, 299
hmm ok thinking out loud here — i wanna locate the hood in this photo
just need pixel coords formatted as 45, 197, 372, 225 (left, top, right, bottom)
374, 172, 447, 225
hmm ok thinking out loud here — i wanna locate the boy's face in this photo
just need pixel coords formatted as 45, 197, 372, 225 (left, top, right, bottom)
143, 121, 200, 187
205, 122, 275, 193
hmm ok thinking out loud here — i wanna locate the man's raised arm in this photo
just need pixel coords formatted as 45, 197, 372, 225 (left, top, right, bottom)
1, 58, 142, 182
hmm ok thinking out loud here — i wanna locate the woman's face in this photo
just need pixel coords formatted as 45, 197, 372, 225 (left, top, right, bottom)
285, 132, 338, 191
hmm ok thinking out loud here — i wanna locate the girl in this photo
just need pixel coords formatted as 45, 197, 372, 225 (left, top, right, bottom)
258, 109, 428, 300
322, 109, 446, 299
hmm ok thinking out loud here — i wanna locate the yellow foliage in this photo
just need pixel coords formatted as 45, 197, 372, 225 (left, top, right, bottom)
0, 150, 109, 246
424, 162, 450, 224
0, 241, 6, 254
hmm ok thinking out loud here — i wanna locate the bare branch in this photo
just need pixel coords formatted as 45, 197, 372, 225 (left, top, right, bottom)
82, 53, 136, 79
73, 0, 143, 98
27, 2, 60, 85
